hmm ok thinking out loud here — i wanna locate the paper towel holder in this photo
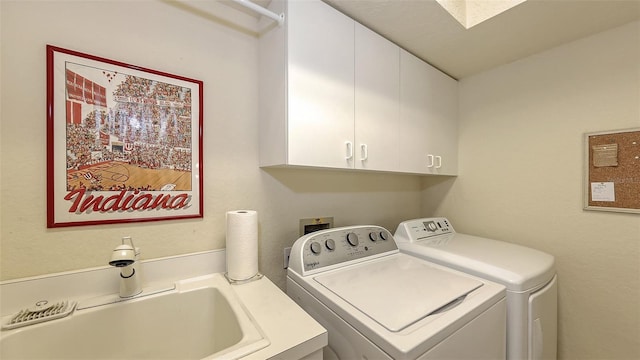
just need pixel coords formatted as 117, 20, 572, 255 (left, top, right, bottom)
224, 272, 263, 285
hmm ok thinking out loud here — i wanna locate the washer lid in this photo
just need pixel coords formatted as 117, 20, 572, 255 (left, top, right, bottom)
314, 255, 482, 332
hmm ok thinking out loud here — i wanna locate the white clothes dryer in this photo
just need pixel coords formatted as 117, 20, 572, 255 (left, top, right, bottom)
395, 218, 557, 360
287, 225, 507, 360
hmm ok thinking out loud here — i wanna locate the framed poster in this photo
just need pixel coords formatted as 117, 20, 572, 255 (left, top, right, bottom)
584, 128, 640, 214
47, 45, 204, 227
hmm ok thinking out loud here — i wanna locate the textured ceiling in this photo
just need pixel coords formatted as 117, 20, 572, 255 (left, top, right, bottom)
323, 0, 640, 79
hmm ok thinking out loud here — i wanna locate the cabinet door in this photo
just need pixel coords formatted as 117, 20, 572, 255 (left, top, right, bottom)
354, 23, 400, 171
287, 0, 355, 169
399, 50, 458, 175
399, 50, 430, 174
424, 62, 458, 175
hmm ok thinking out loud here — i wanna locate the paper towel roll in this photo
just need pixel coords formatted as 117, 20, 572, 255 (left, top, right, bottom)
226, 210, 259, 281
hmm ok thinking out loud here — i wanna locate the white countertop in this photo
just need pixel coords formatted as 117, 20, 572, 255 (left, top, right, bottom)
233, 275, 327, 359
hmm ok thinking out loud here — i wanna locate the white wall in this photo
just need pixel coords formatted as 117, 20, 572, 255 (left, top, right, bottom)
0, 0, 422, 290
3, 2, 639, 359
422, 21, 640, 359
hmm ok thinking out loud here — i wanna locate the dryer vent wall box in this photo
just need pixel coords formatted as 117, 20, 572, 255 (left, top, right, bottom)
299, 217, 334, 236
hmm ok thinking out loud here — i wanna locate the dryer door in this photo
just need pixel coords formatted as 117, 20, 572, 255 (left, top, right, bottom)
528, 275, 557, 360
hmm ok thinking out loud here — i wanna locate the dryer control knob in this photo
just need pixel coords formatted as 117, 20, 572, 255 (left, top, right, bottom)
346, 233, 359, 247
379, 231, 389, 241
310, 241, 322, 254
325, 239, 336, 251
369, 232, 378, 241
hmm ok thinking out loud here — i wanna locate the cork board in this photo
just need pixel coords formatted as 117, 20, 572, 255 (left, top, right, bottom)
584, 128, 640, 213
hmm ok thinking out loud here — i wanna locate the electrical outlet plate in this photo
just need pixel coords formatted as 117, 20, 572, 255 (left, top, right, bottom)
283, 247, 292, 269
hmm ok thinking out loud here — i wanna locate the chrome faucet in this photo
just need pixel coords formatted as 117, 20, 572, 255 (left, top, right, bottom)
108, 237, 142, 298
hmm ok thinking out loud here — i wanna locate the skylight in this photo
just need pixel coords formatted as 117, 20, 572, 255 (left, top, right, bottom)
435, 0, 528, 29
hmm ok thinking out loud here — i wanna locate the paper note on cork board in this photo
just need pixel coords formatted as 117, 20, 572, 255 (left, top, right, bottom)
592, 144, 618, 167
591, 182, 615, 202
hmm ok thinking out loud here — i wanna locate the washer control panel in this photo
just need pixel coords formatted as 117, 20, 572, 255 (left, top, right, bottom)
289, 225, 397, 275
394, 217, 455, 243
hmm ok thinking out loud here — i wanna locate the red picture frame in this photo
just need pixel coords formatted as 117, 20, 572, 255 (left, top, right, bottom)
46, 45, 204, 227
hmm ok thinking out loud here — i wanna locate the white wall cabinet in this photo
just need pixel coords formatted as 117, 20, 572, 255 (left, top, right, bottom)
399, 50, 458, 175
354, 23, 400, 171
259, 0, 457, 175
286, 0, 355, 169
259, 0, 355, 169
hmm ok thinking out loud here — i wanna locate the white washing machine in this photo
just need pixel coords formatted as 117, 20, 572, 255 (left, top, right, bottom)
394, 218, 557, 360
287, 225, 507, 360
